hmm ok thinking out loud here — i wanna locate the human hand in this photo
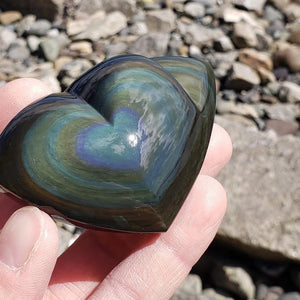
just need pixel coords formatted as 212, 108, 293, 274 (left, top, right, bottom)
0, 79, 232, 299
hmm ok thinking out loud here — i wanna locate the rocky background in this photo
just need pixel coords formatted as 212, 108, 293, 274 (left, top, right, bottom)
0, 0, 299, 299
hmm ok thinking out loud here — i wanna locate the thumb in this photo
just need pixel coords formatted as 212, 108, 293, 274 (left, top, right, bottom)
0, 206, 58, 299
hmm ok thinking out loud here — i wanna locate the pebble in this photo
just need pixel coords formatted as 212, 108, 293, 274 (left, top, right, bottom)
239, 48, 273, 71
265, 119, 299, 136
184, 2, 205, 19
128, 32, 169, 57
146, 9, 176, 33
214, 36, 235, 52
7, 43, 30, 61
106, 42, 128, 58
274, 45, 300, 73
39, 38, 61, 62
27, 35, 41, 53
75, 11, 127, 41
233, 0, 267, 14
0, 10, 22, 24
226, 62, 261, 91
0, 27, 17, 50
69, 41, 93, 55
59, 58, 93, 79
26, 19, 51, 36
232, 22, 258, 48
280, 81, 300, 103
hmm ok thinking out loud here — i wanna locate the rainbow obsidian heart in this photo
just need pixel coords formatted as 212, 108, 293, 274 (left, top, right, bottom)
0, 55, 215, 232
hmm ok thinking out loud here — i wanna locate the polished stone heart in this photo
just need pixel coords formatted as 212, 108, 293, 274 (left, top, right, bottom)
0, 55, 216, 232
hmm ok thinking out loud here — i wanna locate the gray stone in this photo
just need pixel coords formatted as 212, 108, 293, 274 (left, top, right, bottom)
77, 0, 103, 15
214, 36, 234, 52
233, 0, 267, 13
216, 115, 300, 261
217, 100, 261, 120
202, 288, 234, 300
257, 284, 284, 300
128, 33, 169, 57
7, 43, 30, 61
146, 9, 176, 33
184, 2, 205, 19
27, 35, 41, 52
226, 62, 260, 91
171, 274, 202, 300
102, 0, 136, 17
66, 18, 92, 36
189, 45, 202, 59
106, 42, 128, 58
168, 33, 184, 56
0, 27, 17, 51
129, 21, 148, 35
213, 51, 239, 78
75, 11, 127, 41
184, 23, 223, 47
261, 103, 300, 122
59, 59, 93, 79
284, 3, 300, 22
26, 19, 51, 36
280, 81, 300, 103
232, 22, 258, 48
265, 119, 299, 136
263, 5, 284, 22
279, 293, 300, 300
69, 41, 93, 55
0, 0, 64, 21
211, 263, 255, 299
14, 14, 36, 36
39, 36, 66, 62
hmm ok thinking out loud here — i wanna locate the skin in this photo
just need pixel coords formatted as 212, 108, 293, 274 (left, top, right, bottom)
0, 78, 232, 299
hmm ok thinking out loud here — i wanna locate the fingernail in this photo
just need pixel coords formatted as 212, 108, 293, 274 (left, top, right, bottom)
0, 207, 43, 269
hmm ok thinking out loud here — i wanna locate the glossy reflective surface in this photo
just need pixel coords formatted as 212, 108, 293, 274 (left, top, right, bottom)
0, 55, 216, 232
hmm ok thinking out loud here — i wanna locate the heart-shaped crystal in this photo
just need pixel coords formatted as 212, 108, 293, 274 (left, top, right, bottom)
0, 55, 215, 232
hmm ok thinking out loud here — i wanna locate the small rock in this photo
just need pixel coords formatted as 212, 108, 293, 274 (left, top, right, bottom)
0, 27, 17, 50
288, 25, 300, 45
257, 67, 276, 84
220, 6, 258, 24
279, 81, 300, 103
77, 0, 104, 15
202, 288, 234, 300
69, 41, 93, 55
266, 119, 299, 136
129, 21, 148, 35
39, 38, 61, 62
59, 59, 93, 79
171, 274, 202, 300
146, 9, 176, 33
284, 3, 300, 22
128, 32, 169, 56
226, 62, 261, 91
263, 5, 284, 22
27, 35, 41, 53
239, 48, 273, 71
217, 100, 261, 119
14, 14, 36, 36
0, 10, 22, 24
257, 284, 284, 300
184, 2, 205, 19
233, 0, 267, 14
54, 56, 73, 74
274, 67, 289, 81
211, 263, 256, 299
168, 33, 184, 56
101, 0, 136, 17
274, 45, 300, 73
7, 43, 30, 61
214, 51, 239, 78
184, 23, 223, 47
75, 11, 127, 41
279, 292, 300, 300
66, 18, 91, 36
189, 45, 202, 59
269, 0, 289, 11
26, 19, 51, 36
106, 42, 128, 58
232, 22, 258, 48
214, 36, 234, 52
238, 88, 261, 103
